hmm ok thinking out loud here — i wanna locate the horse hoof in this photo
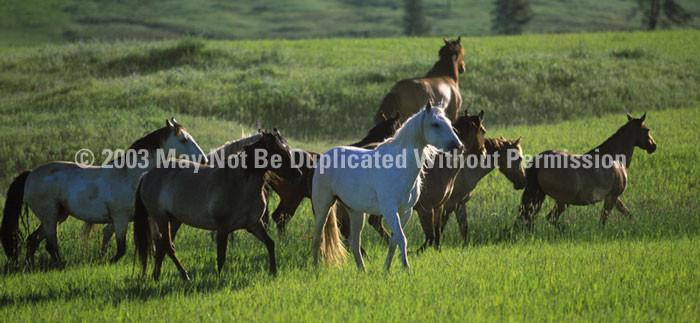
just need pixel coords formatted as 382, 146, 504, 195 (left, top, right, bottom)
181, 272, 191, 281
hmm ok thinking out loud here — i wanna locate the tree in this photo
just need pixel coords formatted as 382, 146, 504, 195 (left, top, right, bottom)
638, 0, 692, 30
491, 0, 533, 35
403, 0, 430, 36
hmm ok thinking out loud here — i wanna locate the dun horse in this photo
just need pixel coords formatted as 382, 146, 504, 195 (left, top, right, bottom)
0, 119, 206, 266
374, 37, 465, 124
134, 130, 301, 280
312, 102, 463, 271
440, 137, 527, 242
267, 113, 401, 233
519, 113, 657, 226
415, 111, 486, 251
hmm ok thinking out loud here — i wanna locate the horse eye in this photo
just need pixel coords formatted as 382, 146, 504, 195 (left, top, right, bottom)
180, 138, 188, 144
432, 123, 440, 128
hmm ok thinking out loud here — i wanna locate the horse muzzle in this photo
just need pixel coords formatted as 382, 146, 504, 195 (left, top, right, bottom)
646, 144, 657, 154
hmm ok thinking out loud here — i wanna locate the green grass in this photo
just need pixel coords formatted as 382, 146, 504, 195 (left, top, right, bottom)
1, 106, 698, 321
1, 30, 699, 320
2, 0, 700, 46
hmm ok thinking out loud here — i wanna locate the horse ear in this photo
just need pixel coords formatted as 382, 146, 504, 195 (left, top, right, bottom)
166, 118, 174, 128
171, 118, 180, 127
424, 102, 432, 112
273, 127, 280, 135
456, 36, 461, 43
626, 113, 633, 121
478, 110, 484, 121
514, 136, 521, 145
380, 112, 387, 121
393, 112, 400, 120
443, 37, 449, 44
640, 113, 646, 122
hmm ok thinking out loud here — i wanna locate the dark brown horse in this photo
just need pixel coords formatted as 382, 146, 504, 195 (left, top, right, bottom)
266, 114, 401, 233
440, 137, 527, 242
133, 130, 301, 280
519, 113, 657, 226
374, 37, 465, 124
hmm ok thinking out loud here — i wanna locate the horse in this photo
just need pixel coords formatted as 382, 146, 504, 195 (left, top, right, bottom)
335, 111, 486, 248
134, 130, 302, 280
266, 113, 401, 234
0, 119, 207, 266
413, 111, 486, 252
438, 137, 527, 242
519, 113, 657, 226
312, 102, 463, 271
374, 37, 465, 124
89, 132, 266, 250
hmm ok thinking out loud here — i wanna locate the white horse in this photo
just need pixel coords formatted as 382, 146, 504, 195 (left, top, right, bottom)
312, 103, 463, 271
0, 119, 207, 266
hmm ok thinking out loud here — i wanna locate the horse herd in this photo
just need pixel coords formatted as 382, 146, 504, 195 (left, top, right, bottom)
0, 38, 657, 280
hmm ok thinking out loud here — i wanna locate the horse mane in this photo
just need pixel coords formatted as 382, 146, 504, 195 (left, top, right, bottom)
377, 107, 430, 148
128, 126, 177, 151
585, 121, 635, 156
108, 125, 175, 165
209, 132, 263, 158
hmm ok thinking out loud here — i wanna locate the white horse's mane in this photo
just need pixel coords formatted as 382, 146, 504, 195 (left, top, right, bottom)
378, 103, 447, 149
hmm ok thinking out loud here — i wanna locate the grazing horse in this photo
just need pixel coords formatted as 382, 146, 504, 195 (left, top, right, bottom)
0, 119, 206, 266
134, 130, 301, 280
440, 137, 527, 242
266, 113, 401, 233
519, 113, 657, 226
374, 37, 465, 124
414, 111, 486, 252
312, 103, 463, 271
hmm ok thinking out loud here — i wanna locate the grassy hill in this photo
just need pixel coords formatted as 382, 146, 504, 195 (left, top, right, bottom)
1, 30, 699, 187
2, 0, 700, 45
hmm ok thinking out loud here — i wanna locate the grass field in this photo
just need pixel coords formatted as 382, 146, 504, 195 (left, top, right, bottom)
3, 0, 700, 46
1, 30, 700, 320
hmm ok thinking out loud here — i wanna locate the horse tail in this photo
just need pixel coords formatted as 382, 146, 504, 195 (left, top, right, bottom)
320, 203, 346, 266
133, 179, 151, 274
1, 170, 30, 262
374, 92, 400, 125
519, 163, 545, 224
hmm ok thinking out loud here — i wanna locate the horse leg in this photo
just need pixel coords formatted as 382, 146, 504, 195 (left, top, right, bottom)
43, 219, 63, 267
432, 206, 445, 250
109, 216, 129, 263
311, 191, 334, 267
170, 219, 183, 241
455, 204, 469, 242
416, 208, 433, 254
215, 230, 229, 274
152, 236, 167, 281
248, 222, 277, 275
615, 198, 631, 218
383, 207, 409, 271
347, 210, 365, 271
25, 225, 45, 267
368, 214, 390, 242
600, 197, 615, 226
163, 222, 190, 281
546, 202, 567, 226
100, 224, 114, 256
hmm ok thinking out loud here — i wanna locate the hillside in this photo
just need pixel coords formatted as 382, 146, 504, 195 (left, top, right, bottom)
1, 0, 699, 45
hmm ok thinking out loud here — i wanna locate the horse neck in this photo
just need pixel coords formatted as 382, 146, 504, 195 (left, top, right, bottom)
426, 56, 459, 82
586, 126, 636, 167
210, 134, 263, 159
380, 113, 430, 183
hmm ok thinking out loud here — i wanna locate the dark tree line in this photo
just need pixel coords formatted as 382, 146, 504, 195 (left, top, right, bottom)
491, 0, 532, 35
638, 0, 692, 30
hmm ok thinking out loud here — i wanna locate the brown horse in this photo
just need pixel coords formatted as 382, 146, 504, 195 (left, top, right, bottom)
133, 130, 301, 280
335, 111, 486, 250
414, 111, 486, 251
374, 37, 465, 124
519, 113, 657, 226
440, 137, 527, 242
266, 114, 401, 233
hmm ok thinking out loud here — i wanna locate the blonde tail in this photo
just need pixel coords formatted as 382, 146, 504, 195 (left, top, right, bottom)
320, 203, 347, 266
